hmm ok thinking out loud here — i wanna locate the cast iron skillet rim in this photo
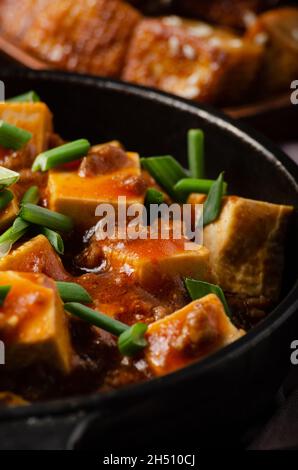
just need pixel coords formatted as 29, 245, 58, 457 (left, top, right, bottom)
0, 69, 297, 421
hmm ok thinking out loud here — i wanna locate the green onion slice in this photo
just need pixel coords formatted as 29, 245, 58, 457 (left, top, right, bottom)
19, 203, 74, 233
7, 91, 40, 103
185, 278, 231, 317
21, 185, 39, 205
0, 285, 11, 306
145, 187, 164, 206
0, 121, 32, 150
32, 139, 90, 172
0, 189, 13, 211
141, 156, 188, 200
0, 226, 28, 258
56, 282, 92, 304
118, 323, 148, 357
40, 227, 64, 255
188, 129, 204, 179
203, 172, 225, 227
64, 302, 148, 356
64, 302, 128, 336
174, 178, 227, 202
0, 166, 19, 190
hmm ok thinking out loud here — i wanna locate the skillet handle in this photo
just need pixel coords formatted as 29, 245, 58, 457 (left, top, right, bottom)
0, 410, 97, 450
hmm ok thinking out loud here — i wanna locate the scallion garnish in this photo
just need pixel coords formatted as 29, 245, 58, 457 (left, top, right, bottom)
0, 217, 29, 258
0, 166, 19, 190
0, 189, 13, 211
118, 323, 148, 357
141, 156, 188, 200
145, 187, 164, 206
185, 278, 231, 317
188, 129, 204, 179
56, 282, 92, 304
19, 203, 74, 232
21, 185, 39, 205
203, 172, 225, 227
64, 302, 148, 356
174, 178, 227, 202
7, 91, 40, 103
40, 227, 64, 255
0, 121, 32, 150
32, 139, 91, 172
0, 285, 11, 306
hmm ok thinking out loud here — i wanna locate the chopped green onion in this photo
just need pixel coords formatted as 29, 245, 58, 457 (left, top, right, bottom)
0, 285, 11, 306
185, 278, 231, 317
0, 166, 19, 190
188, 129, 204, 179
0, 121, 32, 150
141, 156, 188, 200
56, 282, 92, 304
32, 139, 90, 172
0, 226, 28, 258
21, 185, 39, 205
19, 203, 74, 232
203, 172, 224, 227
118, 323, 148, 357
12, 217, 30, 233
145, 187, 164, 206
64, 302, 127, 336
0, 189, 13, 211
7, 91, 40, 103
40, 227, 64, 255
64, 302, 148, 356
174, 178, 227, 202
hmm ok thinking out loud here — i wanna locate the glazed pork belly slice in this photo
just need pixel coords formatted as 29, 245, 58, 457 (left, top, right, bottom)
0, 0, 141, 77
188, 194, 293, 302
47, 143, 147, 231
123, 16, 263, 104
0, 271, 72, 372
145, 293, 244, 376
0, 235, 69, 281
245, 7, 298, 94
0, 102, 53, 169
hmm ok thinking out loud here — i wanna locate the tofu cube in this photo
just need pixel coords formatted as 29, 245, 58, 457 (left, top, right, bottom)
123, 17, 263, 104
96, 228, 212, 289
0, 192, 18, 232
0, 271, 72, 372
203, 196, 293, 301
0, 235, 68, 281
4, 0, 141, 77
48, 144, 146, 230
0, 102, 53, 156
146, 293, 244, 375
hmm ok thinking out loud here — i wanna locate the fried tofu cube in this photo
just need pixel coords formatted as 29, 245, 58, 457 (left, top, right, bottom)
0, 102, 53, 156
48, 144, 146, 230
145, 294, 244, 375
245, 7, 298, 94
96, 227, 212, 289
123, 17, 263, 104
0, 192, 18, 232
203, 196, 293, 301
0, 235, 68, 281
0, 271, 72, 372
1, 0, 141, 77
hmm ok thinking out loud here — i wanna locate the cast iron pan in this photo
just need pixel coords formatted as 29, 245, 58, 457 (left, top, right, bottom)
0, 70, 297, 450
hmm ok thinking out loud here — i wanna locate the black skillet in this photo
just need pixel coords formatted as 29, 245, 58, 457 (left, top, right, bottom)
0, 69, 297, 450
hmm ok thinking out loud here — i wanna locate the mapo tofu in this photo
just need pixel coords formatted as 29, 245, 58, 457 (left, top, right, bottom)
0, 95, 293, 405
